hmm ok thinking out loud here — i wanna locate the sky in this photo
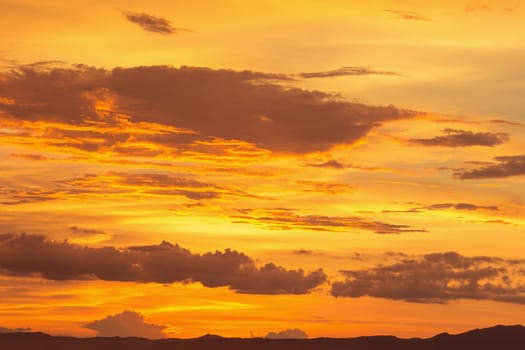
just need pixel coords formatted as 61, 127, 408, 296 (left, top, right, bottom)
0, 0, 524, 340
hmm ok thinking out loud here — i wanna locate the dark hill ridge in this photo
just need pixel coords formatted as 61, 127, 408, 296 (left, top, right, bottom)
1, 325, 524, 350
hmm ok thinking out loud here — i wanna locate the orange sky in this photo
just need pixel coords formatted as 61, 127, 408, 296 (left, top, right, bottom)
1, 0, 525, 340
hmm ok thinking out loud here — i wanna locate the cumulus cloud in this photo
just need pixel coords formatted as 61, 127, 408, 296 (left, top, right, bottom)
84, 311, 166, 338
0, 64, 419, 154
0, 233, 326, 294
265, 328, 308, 339
299, 67, 399, 79
331, 252, 525, 304
122, 11, 192, 34
408, 128, 509, 147
385, 10, 430, 21
232, 208, 425, 234
454, 155, 525, 179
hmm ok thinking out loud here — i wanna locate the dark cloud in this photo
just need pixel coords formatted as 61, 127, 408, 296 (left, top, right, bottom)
0, 233, 326, 294
0, 64, 419, 154
122, 11, 192, 35
265, 328, 308, 339
408, 128, 509, 147
232, 208, 426, 234
385, 10, 430, 21
84, 311, 166, 338
383, 202, 499, 213
331, 252, 525, 304
0, 326, 31, 333
454, 155, 525, 179
299, 67, 399, 79
305, 160, 345, 169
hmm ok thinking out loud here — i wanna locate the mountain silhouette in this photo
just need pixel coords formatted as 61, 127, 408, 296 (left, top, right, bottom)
1, 325, 524, 350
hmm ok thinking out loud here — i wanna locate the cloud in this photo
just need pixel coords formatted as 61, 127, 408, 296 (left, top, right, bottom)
0, 233, 326, 294
0, 326, 31, 333
0, 64, 419, 154
331, 252, 525, 304
305, 160, 345, 169
488, 119, 523, 126
454, 155, 525, 179
265, 328, 308, 339
84, 311, 166, 338
383, 202, 499, 213
232, 208, 426, 234
62, 172, 227, 200
296, 181, 354, 195
465, 3, 490, 12
407, 128, 509, 147
299, 67, 399, 79
9, 154, 54, 161
122, 11, 192, 34
69, 226, 110, 243
385, 10, 430, 21
294, 249, 313, 255
0, 172, 267, 205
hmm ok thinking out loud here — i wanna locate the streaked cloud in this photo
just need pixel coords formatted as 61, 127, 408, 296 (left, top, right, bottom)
407, 128, 509, 147
385, 10, 430, 21
383, 202, 499, 214
305, 160, 345, 169
232, 208, 426, 234
465, 3, 491, 13
296, 181, 354, 195
299, 67, 399, 79
454, 155, 525, 179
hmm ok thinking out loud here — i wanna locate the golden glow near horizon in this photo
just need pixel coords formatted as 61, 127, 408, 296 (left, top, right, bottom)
1, 0, 525, 340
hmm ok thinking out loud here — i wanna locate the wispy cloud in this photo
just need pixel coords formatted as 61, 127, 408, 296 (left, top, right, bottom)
385, 10, 430, 21
465, 3, 491, 13
305, 160, 345, 169
232, 208, 426, 234
122, 10, 193, 34
407, 128, 509, 147
299, 67, 400, 79
454, 155, 525, 179
383, 202, 499, 214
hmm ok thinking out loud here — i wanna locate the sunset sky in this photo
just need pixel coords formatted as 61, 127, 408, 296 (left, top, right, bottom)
1, 0, 525, 340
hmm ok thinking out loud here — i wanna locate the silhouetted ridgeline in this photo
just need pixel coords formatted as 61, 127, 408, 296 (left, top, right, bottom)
1, 325, 524, 350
